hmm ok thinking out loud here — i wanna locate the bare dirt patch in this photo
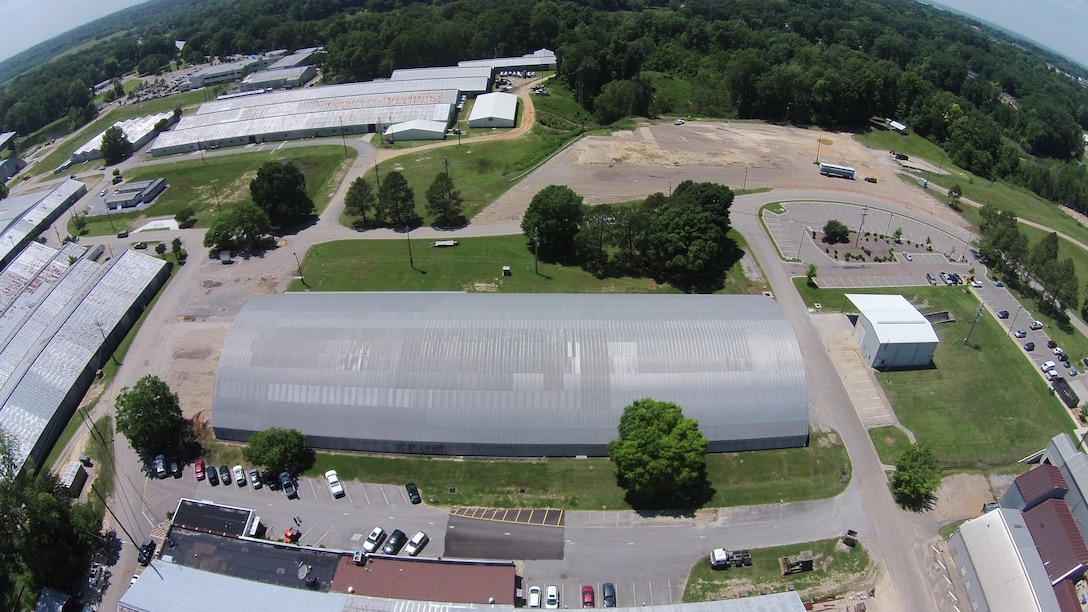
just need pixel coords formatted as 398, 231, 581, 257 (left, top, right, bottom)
930, 473, 994, 525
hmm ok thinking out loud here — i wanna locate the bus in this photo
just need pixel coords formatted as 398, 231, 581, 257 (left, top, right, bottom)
819, 162, 856, 179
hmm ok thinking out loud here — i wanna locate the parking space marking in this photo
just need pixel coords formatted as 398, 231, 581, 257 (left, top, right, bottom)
449, 506, 564, 527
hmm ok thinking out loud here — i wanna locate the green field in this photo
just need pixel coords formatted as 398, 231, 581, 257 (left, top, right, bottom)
868, 426, 911, 466
304, 430, 848, 510
290, 232, 763, 295
793, 278, 1071, 470
73, 145, 353, 237
683, 537, 871, 602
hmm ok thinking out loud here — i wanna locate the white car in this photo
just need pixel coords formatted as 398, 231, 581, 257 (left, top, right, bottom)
527, 586, 542, 608
404, 530, 429, 556
1030, 320, 1044, 330
970, 280, 982, 288
232, 465, 246, 486
1041, 361, 1057, 372
673, 119, 685, 125
1047, 369, 1061, 380
545, 585, 560, 609
325, 470, 345, 497
903, 252, 913, 261
362, 526, 386, 553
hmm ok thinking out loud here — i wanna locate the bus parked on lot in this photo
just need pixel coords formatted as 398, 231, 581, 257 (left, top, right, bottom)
819, 162, 856, 179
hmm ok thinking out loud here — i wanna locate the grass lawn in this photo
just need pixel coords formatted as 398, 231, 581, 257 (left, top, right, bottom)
73, 145, 353, 237
683, 538, 871, 603
854, 129, 949, 165
290, 231, 764, 295
868, 426, 910, 466
341, 125, 581, 228
793, 278, 1071, 470
307, 430, 848, 510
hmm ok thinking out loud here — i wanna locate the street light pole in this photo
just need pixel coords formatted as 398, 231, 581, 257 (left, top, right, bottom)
816, 139, 822, 164
797, 225, 806, 260
406, 226, 414, 270
293, 252, 304, 285
855, 205, 869, 247
533, 227, 540, 275
1009, 306, 1023, 335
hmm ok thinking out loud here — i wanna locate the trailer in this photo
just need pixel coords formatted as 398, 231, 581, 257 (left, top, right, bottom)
819, 162, 856, 180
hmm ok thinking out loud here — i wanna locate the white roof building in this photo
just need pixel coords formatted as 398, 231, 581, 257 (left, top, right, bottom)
458, 49, 557, 71
383, 120, 448, 141
949, 508, 1063, 612
845, 294, 939, 370
467, 92, 517, 129
71, 111, 175, 162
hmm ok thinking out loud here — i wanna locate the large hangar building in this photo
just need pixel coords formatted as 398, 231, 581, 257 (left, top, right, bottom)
213, 293, 809, 456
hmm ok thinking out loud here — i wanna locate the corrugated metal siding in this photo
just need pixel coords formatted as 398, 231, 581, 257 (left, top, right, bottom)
213, 293, 808, 456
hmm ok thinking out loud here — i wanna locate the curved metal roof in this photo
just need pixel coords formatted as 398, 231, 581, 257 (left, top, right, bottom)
212, 293, 808, 456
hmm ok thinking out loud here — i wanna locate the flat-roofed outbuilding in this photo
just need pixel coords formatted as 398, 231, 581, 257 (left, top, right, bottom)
212, 293, 808, 456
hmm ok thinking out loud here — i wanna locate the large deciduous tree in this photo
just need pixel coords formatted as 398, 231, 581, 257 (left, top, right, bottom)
891, 443, 941, 510
115, 375, 193, 457
607, 398, 711, 508
242, 427, 314, 475
249, 161, 315, 225
822, 219, 850, 244
521, 185, 585, 262
425, 172, 465, 227
100, 125, 132, 165
378, 170, 419, 227
203, 201, 271, 252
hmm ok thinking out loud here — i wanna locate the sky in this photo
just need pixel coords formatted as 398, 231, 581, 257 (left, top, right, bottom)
0, 0, 147, 63
927, 0, 1088, 69
0, 0, 1085, 69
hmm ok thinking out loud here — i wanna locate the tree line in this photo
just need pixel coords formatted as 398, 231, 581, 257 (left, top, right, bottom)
520, 180, 736, 291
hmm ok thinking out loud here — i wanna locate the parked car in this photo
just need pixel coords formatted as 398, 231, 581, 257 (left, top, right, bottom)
88, 562, 104, 590
994, 280, 1004, 287
404, 531, 429, 556
406, 482, 422, 504
582, 585, 595, 608
194, 458, 205, 480
528, 586, 542, 608
219, 465, 232, 485
153, 454, 167, 479
903, 252, 913, 261
382, 529, 408, 555
249, 468, 262, 489
138, 538, 155, 566
133, 241, 147, 250
362, 526, 386, 553
1041, 361, 1057, 372
1048, 340, 1058, 349
1030, 320, 1045, 330
232, 465, 246, 486
673, 119, 685, 125
997, 310, 1009, 319
1024, 342, 1035, 351
1070, 368, 1079, 377
325, 470, 345, 497
1048, 369, 1061, 381
207, 464, 219, 485
116, 230, 128, 238
1014, 329, 1026, 338
545, 585, 560, 609
279, 472, 298, 499
925, 272, 937, 285
602, 583, 616, 608
1054, 347, 1066, 356
168, 457, 180, 478
970, 280, 982, 288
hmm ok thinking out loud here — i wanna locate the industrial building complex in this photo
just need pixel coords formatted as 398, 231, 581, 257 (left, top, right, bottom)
212, 293, 809, 456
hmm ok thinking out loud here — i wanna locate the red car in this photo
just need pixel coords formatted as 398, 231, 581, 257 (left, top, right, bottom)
582, 586, 595, 608
194, 458, 205, 480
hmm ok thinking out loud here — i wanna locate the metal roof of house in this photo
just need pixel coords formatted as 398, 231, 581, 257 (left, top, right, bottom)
1014, 464, 1069, 509
468, 92, 517, 124
955, 508, 1062, 611
1024, 499, 1088, 584
213, 293, 808, 456
845, 294, 939, 345
121, 560, 805, 611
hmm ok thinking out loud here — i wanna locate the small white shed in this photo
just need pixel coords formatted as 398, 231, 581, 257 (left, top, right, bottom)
846, 294, 939, 370
383, 120, 448, 141
467, 92, 517, 128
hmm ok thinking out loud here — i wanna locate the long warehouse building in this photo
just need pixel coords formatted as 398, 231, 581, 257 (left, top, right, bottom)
212, 293, 809, 456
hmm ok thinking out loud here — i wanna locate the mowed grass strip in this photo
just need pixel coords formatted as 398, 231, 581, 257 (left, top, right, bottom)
311, 430, 848, 510
73, 145, 353, 237
793, 278, 1070, 470
683, 537, 871, 603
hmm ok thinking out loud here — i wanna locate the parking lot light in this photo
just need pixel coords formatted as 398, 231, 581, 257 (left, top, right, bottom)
1009, 306, 1023, 335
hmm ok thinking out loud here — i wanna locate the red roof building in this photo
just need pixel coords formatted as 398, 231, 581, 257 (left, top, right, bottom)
1024, 498, 1088, 584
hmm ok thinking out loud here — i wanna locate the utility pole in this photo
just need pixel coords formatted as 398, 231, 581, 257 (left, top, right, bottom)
816, 139, 822, 164
293, 252, 304, 285
964, 305, 984, 345
855, 205, 869, 247
742, 167, 748, 191
406, 226, 414, 270
533, 227, 540, 275
211, 180, 221, 214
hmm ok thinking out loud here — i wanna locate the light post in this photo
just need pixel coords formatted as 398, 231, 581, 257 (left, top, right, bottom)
742, 166, 748, 191
293, 252, 305, 287
797, 225, 807, 260
103, 201, 115, 231
211, 180, 222, 214
1009, 306, 1023, 336
405, 226, 414, 270
816, 138, 822, 164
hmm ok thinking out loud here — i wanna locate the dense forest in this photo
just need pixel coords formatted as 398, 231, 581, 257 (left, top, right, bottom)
2, 0, 1088, 207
